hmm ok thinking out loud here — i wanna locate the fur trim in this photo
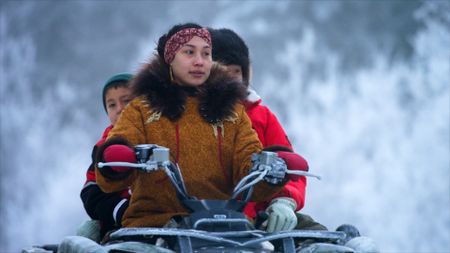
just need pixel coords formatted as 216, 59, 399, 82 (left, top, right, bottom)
132, 57, 247, 123
132, 57, 186, 121
198, 64, 247, 123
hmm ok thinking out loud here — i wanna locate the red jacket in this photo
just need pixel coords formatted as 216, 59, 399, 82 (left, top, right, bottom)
243, 89, 307, 218
80, 125, 130, 236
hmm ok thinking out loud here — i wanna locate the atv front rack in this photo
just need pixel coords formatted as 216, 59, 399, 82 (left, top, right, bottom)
109, 227, 346, 253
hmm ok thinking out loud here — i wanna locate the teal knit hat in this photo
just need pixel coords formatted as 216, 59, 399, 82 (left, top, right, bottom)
102, 73, 133, 112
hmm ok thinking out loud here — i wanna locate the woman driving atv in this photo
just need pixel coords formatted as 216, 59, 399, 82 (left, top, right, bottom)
93, 22, 307, 229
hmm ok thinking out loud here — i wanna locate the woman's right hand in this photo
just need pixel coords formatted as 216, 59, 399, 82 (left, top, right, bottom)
103, 144, 137, 172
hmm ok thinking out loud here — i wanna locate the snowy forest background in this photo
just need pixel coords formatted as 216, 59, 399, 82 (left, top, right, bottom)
1, 1, 449, 252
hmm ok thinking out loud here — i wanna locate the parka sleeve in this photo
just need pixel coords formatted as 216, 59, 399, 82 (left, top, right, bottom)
263, 106, 293, 150
231, 105, 284, 202
95, 98, 147, 193
260, 106, 305, 211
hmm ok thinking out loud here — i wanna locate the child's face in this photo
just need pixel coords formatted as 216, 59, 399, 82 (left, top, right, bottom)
225, 64, 243, 83
105, 86, 132, 125
171, 36, 212, 87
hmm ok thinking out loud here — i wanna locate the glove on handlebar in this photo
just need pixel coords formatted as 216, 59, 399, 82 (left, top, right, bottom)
276, 151, 308, 181
103, 144, 137, 172
266, 197, 297, 232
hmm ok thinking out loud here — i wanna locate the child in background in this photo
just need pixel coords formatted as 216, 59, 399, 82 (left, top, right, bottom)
78, 73, 133, 242
209, 28, 327, 232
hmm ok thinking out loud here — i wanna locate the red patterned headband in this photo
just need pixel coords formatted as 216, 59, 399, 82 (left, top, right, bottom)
164, 27, 212, 64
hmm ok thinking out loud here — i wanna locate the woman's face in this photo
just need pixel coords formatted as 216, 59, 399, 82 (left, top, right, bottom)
171, 36, 212, 87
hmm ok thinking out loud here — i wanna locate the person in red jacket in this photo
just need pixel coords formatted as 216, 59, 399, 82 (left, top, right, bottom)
210, 28, 326, 232
78, 73, 133, 241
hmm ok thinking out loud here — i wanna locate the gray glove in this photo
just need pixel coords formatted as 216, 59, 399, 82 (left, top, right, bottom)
265, 197, 298, 232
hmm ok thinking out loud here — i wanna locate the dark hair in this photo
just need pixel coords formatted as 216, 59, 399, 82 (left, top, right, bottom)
156, 22, 203, 64
209, 28, 250, 86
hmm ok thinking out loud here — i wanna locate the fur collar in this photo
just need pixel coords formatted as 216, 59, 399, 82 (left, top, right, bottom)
131, 56, 247, 123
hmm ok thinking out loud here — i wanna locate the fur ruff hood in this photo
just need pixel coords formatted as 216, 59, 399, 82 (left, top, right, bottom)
131, 56, 247, 124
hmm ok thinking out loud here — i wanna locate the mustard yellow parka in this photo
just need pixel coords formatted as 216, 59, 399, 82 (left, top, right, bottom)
96, 56, 282, 227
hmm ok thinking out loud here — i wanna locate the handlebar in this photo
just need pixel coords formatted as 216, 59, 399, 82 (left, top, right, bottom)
99, 145, 192, 201
97, 145, 321, 205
